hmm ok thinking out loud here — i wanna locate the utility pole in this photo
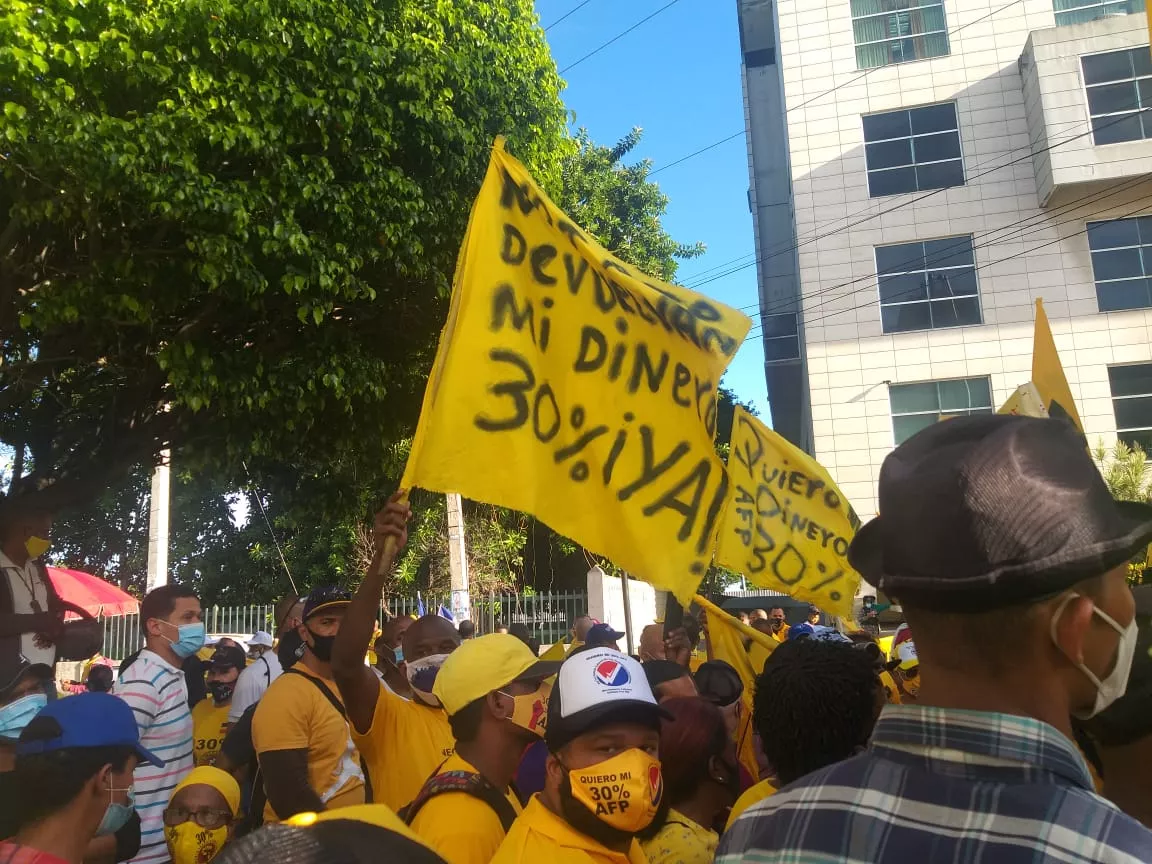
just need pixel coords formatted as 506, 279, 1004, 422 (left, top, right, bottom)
146, 452, 170, 592
446, 493, 470, 624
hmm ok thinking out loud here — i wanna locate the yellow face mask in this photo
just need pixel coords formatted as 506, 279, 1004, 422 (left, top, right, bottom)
24, 535, 50, 560
568, 748, 663, 832
502, 680, 552, 738
166, 824, 228, 864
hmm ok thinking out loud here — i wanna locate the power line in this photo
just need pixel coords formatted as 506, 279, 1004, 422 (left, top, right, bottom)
650, 131, 745, 176
686, 106, 1152, 302
544, 0, 595, 30
742, 170, 1151, 328
739, 178, 1150, 341
648, 0, 1027, 176
560, 0, 685, 75
738, 173, 1148, 338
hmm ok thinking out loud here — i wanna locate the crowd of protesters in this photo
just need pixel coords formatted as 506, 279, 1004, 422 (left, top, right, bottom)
2, 415, 1151, 864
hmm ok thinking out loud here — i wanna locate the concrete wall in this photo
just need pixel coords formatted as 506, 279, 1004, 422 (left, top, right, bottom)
1023, 17, 1152, 204
764, 0, 1152, 517
585, 566, 658, 652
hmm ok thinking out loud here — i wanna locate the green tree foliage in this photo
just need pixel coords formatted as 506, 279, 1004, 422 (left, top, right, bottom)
1093, 438, 1151, 585
0, 0, 569, 517
38, 116, 738, 601
556, 128, 705, 282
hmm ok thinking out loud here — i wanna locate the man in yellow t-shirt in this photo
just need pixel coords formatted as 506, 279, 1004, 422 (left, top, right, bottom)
766, 607, 790, 643
399, 633, 559, 864
493, 648, 665, 864
192, 645, 246, 766
331, 493, 460, 812
253, 585, 366, 822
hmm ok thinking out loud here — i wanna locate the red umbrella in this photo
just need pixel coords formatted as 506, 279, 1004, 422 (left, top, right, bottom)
47, 567, 139, 619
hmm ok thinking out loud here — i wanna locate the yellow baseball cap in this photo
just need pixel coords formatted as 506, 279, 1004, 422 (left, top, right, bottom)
288, 805, 427, 847
433, 633, 561, 716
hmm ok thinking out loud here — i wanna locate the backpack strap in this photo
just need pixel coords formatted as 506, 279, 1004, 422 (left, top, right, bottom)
280, 668, 374, 803
401, 768, 518, 833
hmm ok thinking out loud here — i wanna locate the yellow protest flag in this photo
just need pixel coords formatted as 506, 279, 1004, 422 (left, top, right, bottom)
696, 594, 777, 782
1031, 298, 1083, 432
715, 407, 862, 618
402, 140, 752, 603
539, 638, 569, 661
997, 382, 1048, 418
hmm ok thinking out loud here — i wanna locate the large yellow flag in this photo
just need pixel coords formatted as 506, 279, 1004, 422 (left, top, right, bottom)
402, 140, 751, 602
715, 408, 862, 618
1031, 298, 1083, 432
696, 595, 777, 782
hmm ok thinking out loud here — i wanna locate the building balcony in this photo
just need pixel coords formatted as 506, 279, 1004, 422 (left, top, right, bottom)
1021, 15, 1152, 207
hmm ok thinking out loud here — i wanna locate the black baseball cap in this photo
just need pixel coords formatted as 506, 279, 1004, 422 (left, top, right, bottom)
303, 585, 351, 621
210, 645, 247, 673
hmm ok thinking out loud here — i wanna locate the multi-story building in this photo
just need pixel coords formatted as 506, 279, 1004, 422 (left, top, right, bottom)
738, 0, 1152, 518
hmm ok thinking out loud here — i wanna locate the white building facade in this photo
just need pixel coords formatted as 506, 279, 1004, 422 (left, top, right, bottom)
738, 0, 1152, 518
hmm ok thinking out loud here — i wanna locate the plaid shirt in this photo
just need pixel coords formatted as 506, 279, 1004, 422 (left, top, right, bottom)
718, 704, 1152, 864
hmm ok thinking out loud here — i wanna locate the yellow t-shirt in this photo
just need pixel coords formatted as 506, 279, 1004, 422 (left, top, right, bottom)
409, 753, 524, 864
191, 699, 231, 766
771, 624, 790, 644
642, 809, 716, 864
492, 796, 646, 864
252, 666, 366, 821
725, 779, 777, 830
351, 681, 455, 811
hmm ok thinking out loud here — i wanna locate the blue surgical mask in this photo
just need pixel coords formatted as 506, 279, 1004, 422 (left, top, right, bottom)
96, 785, 135, 836
0, 692, 47, 739
161, 622, 206, 659
393, 646, 404, 664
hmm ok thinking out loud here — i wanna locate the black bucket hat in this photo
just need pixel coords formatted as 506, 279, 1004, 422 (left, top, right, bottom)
849, 415, 1152, 612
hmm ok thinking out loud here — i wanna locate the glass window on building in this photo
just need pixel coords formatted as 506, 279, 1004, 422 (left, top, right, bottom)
863, 103, 964, 197
1109, 364, 1152, 452
889, 378, 993, 444
762, 313, 801, 363
851, 0, 950, 69
1087, 216, 1152, 311
876, 235, 980, 333
1055, 0, 1146, 27
1083, 48, 1152, 145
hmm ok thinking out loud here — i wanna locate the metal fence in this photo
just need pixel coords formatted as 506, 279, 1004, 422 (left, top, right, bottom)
100, 591, 589, 660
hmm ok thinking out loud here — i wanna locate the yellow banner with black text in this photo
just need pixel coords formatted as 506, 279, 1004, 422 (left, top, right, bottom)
715, 408, 862, 618
402, 139, 752, 603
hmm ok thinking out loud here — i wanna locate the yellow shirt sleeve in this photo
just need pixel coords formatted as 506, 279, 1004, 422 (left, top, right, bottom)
642, 817, 717, 864
410, 792, 515, 864
726, 779, 776, 831
253, 675, 314, 753
351, 684, 455, 812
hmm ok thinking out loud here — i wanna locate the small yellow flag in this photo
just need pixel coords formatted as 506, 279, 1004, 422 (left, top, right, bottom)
402, 140, 752, 603
1031, 298, 1083, 432
715, 408, 862, 618
696, 595, 777, 783
539, 638, 569, 661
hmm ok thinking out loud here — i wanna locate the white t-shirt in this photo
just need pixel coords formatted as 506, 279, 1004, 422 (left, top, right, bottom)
0, 551, 53, 667
228, 649, 282, 722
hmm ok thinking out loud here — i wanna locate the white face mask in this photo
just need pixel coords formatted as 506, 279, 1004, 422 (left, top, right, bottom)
406, 653, 450, 707
1050, 592, 1139, 719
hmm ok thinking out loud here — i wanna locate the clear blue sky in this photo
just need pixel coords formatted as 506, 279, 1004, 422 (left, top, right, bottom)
535, 0, 770, 420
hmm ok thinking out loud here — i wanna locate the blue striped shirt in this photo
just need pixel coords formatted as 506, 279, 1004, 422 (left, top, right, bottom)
114, 650, 193, 864
718, 704, 1152, 864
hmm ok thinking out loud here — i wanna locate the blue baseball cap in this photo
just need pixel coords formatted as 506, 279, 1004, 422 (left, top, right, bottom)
586, 623, 625, 645
16, 692, 164, 768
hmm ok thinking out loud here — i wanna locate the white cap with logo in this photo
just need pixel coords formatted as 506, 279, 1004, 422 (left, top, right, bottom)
545, 648, 664, 751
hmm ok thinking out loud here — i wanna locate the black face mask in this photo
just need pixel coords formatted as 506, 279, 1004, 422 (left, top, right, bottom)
306, 628, 336, 663
277, 630, 305, 670
207, 681, 235, 705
